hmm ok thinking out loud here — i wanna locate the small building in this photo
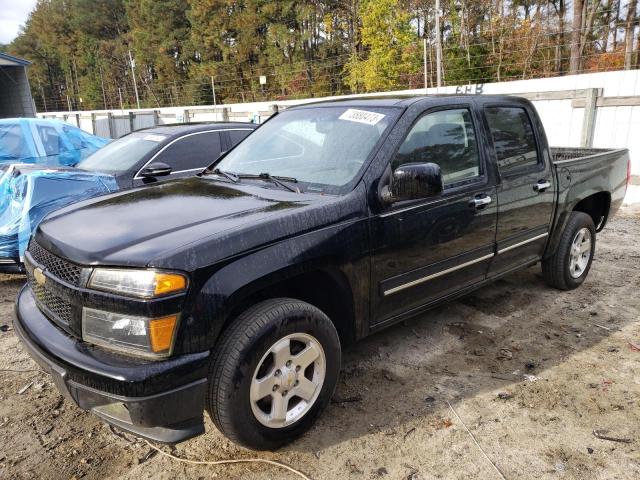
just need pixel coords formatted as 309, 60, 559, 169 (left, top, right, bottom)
0, 52, 35, 119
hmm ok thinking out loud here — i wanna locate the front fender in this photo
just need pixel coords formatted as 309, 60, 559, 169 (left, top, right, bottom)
175, 218, 370, 353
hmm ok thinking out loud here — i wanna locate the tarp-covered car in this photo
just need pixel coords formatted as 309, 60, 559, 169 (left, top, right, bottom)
0, 118, 110, 166
0, 122, 257, 272
0, 164, 118, 271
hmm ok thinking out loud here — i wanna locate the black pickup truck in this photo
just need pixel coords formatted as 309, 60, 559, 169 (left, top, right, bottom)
14, 96, 629, 450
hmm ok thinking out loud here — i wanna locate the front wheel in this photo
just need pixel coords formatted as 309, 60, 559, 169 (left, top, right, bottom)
206, 298, 341, 450
542, 211, 596, 290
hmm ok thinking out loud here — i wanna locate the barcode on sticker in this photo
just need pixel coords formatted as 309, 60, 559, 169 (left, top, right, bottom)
339, 109, 385, 125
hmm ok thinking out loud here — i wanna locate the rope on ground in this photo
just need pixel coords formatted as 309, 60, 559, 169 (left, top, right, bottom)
447, 400, 507, 480
0, 368, 41, 373
144, 439, 312, 480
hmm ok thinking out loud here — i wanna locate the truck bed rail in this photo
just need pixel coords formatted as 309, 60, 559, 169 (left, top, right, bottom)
551, 147, 615, 162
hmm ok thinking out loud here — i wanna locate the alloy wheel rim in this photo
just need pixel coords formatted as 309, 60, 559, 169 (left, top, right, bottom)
250, 333, 326, 428
569, 227, 592, 278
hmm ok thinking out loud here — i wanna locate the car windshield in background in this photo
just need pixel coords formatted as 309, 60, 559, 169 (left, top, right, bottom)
214, 106, 399, 193
76, 132, 166, 174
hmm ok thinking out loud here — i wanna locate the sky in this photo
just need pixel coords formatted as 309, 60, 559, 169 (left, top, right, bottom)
0, 0, 38, 45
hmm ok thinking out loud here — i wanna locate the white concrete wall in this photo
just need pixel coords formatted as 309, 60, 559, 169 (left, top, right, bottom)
39, 69, 640, 174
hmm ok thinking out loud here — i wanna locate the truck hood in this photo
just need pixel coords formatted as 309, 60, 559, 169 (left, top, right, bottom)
35, 177, 358, 268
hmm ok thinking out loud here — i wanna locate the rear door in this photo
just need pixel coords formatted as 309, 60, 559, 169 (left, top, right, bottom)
370, 104, 498, 326
226, 128, 255, 149
482, 103, 556, 277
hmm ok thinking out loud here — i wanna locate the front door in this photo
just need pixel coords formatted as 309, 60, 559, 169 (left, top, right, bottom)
482, 105, 556, 276
370, 106, 498, 326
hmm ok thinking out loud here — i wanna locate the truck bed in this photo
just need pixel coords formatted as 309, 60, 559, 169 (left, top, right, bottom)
546, 146, 629, 257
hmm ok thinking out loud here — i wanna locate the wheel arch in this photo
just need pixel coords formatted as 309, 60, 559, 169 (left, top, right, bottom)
223, 267, 359, 345
572, 191, 611, 231
545, 190, 610, 260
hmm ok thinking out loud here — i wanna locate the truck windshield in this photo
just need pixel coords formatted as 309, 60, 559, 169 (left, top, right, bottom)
76, 132, 166, 174
214, 106, 398, 193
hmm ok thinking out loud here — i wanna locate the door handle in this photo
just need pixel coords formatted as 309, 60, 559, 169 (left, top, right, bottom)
533, 180, 551, 192
470, 195, 492, 209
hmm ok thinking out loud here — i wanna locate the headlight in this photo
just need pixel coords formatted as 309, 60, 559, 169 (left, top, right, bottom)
88, 268, 187, 298
82, 307, 179, 357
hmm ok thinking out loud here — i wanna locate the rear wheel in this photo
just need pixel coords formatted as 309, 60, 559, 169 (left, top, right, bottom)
542, 211, 596, 290
206, 298, 341, 450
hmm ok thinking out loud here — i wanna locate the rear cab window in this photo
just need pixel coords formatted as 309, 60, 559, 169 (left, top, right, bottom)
484, 106, 540, 174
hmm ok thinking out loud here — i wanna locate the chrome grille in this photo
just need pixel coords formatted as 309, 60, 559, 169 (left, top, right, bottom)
28, 276, 73, 325
28, 241, 82, 286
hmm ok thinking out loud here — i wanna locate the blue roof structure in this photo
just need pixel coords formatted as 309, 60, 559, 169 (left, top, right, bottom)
0, 52, 31, 66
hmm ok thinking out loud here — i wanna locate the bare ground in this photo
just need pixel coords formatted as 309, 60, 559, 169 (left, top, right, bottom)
1, 212, 639, 480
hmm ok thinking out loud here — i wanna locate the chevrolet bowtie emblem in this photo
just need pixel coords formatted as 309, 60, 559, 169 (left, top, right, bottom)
34, 267, 46, 286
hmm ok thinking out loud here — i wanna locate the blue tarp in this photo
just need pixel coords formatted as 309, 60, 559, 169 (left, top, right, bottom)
0, 118, 109, 166
0, 164, 119, 260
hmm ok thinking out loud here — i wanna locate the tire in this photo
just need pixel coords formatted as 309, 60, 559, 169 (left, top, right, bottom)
542, 211, 596, 290
206, 298, 341, 450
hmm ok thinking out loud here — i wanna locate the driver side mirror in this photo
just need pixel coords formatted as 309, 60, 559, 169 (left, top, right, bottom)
139, 162, 172, 178
383, 162, 443, 203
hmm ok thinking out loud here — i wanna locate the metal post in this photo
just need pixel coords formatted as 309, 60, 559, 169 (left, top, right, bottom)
107, 112, 115, 138
153, 110, 160, 126
423, 38, 428, 92
128, 49, 141, 110
183, 109, 190, 124
91, 113, 96, 135
222, 107, 230, 122
435, 0, 442, 89
580, 88, 599, 148
118, 87, 124, 112
128, 111, 135, 133
211, 76, 217, 108
99, 65, 107, 109
39, 81, 47, 112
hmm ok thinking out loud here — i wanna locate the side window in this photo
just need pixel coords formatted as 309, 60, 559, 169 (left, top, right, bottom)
154, 132, 222, 171
0, 124, 30, 160
393, 108, 481, 187
62, 125, 88, 149
37, 124, 67, 156
484, 107, 539, 172
228, 129, 253, 147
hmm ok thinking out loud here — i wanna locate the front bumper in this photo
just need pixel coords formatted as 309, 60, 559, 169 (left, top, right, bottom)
13, 284, 210, 444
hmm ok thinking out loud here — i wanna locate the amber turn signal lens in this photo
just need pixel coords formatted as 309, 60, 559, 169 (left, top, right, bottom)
148, 315, 179, 353
154, 273, 187, 296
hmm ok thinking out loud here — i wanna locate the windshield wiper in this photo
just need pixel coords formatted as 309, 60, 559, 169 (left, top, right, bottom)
236, 172, 301, 193
211, 168, 239, 183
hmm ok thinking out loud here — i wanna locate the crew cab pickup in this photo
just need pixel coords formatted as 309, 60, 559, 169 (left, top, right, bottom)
14, 96, 630, 450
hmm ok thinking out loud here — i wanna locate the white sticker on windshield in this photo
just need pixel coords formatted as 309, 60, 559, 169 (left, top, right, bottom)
143, 134, 167, 142
338, 109, 385, 125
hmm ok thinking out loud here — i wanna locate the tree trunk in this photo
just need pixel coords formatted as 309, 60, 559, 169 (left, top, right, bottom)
613, 0, 621, 49
569, 0, 584, 73
578, 0, 599, 70
625, 0, 638, 69
602, 0, 613, 51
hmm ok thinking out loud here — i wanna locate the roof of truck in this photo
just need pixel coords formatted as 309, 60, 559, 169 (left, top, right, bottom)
289, 94, 524, 108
